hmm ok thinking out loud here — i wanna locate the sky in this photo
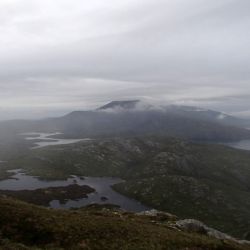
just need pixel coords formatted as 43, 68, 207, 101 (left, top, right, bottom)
0, 0, 250, 120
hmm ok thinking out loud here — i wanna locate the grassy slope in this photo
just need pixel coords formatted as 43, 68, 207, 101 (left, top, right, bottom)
4, 137, 250, 238
0, 196, 248, 250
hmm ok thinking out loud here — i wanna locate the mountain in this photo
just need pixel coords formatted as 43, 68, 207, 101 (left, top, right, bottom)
0, 196, 248, 249
53, 101, 250, 141
163, 105, 250, 128
8, 136, 250, 238
97, 100, 141, 110
1, 101, 250, 248
0, 100, 250, 142
97, 100, 250, 129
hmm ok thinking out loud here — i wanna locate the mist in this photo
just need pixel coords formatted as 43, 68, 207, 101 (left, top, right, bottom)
0, 0, 250, 120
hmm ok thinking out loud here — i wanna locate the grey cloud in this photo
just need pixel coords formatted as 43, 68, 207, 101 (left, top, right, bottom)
0, 0, 249, 119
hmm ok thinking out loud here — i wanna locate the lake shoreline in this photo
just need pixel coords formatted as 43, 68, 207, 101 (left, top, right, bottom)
21, 132, 92, 149
0, 184, 95, 206
0, 169, 150, 212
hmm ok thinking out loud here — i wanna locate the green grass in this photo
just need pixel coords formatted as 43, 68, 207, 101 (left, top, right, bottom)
0, 196, 248, 250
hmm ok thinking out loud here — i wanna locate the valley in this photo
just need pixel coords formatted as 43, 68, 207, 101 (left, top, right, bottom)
0, 169, 148, 211
0, 134, 250, 239
0, 102, 250, 248
1, 1, 250, 248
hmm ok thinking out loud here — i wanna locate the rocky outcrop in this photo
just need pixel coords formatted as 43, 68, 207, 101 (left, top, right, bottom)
176, 219, 250, 245
137, 210, 250, 246
137, 209, 178, 221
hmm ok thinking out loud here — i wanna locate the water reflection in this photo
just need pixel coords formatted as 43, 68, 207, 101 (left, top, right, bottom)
22, 132, 91, 149
0, 170, 149, 212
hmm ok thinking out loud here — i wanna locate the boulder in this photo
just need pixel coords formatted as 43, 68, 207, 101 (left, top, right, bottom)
137, 209, 177, 221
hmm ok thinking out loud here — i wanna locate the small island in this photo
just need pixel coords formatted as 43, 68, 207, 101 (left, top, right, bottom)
0, 184, 95, 206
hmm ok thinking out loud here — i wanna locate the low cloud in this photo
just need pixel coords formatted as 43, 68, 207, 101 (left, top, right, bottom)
0, 0, 249, 119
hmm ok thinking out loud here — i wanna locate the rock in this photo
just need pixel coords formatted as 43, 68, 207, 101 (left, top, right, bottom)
100, 196, 108, 202
137, 209, 177, 221
176, 219, 246, 243
238, 240, 250, 245
176, 219, 207, 234
243, 231, 250, 240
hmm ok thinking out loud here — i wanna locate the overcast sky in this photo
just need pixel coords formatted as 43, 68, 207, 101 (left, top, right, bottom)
0, 0, 250, 120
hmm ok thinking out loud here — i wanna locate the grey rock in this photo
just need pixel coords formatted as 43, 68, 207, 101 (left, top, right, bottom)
176, 219, 250, 245
137, 209, 177, 221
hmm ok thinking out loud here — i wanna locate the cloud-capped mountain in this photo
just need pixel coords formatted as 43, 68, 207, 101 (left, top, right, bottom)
0, 100, 249, 143
96, 100, 250, 128
97, 100, 141, 111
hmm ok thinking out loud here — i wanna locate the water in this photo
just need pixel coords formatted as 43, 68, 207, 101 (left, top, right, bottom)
14, 133, 150, 211
0, 170, 149, 212
22, 132, 91, 149
224, 140, 250, 151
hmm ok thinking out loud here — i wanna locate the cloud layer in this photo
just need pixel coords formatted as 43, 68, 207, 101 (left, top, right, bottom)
0, 0, 249, 119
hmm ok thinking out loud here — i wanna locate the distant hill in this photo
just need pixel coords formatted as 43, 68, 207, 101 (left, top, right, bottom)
97, 101, 250, 128
163, 105, 250, 128
0, 100, 250, 142
54, 101, 250, 141
97, 100, 140, 110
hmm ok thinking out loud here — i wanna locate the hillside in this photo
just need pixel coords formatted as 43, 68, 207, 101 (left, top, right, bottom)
0, 101, 250, 142
0, 196, 249, 250
5, 136, 250, 239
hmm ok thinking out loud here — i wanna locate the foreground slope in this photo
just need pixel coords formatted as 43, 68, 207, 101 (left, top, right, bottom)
0, 197, 249, 250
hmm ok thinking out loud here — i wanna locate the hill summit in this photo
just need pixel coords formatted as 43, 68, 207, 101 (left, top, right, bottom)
98, 100, 141, 110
